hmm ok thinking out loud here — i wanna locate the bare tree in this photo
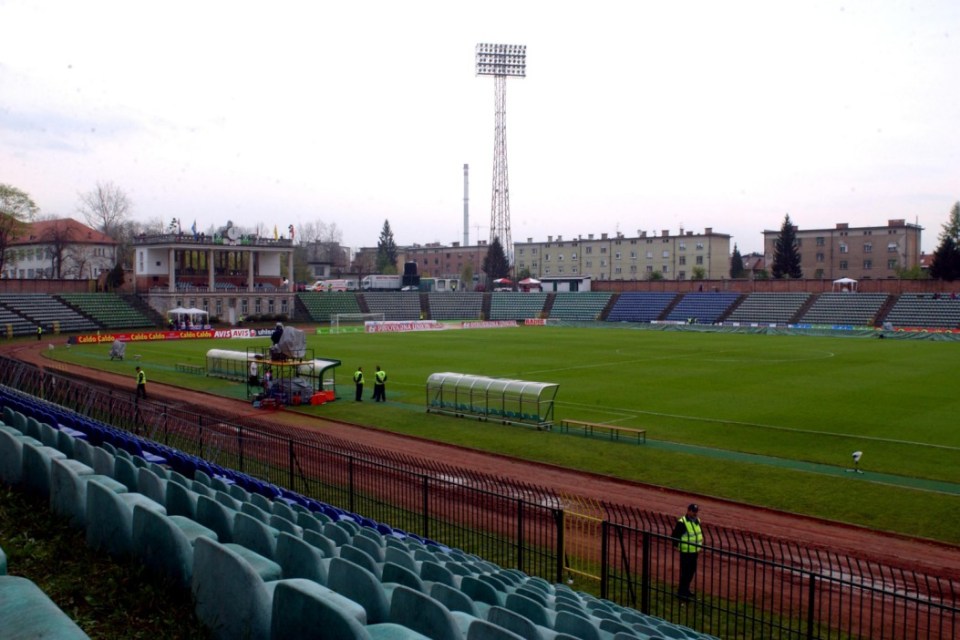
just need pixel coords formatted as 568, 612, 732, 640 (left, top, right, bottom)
0, 184, 39, 276
77, 181, 131, 239
65, 245, 92, 279
34, 216, 78, 279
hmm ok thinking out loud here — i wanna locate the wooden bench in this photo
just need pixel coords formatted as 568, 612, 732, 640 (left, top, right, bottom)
175, 363, 206, 375
558, 419, 646, 444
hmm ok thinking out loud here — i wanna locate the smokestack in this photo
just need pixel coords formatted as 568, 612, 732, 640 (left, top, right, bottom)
463, 163, 469, 246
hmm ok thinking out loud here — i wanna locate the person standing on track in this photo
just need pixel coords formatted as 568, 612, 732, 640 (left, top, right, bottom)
135, 366, 147, 400
353, 366, 364, 401
372, 365, 387, 402
672, 503, 703, 602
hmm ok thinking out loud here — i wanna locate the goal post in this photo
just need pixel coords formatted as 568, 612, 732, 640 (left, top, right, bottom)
330, 313, 385, 334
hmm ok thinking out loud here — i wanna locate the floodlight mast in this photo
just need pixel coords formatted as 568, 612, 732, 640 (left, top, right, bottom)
476, 43, 526, 267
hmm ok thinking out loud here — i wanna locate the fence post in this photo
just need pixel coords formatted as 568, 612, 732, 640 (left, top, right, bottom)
600, 520, 609, 600
422, 475, 429, 539
348, 456, 355, 513
516, 498, 524, 574
641, 531, 651, 614
237, 425, 244, 472
288, 439, 295, 490
555, 508, 564, 585
197, 414, 204, 459
806, 573, 817, 640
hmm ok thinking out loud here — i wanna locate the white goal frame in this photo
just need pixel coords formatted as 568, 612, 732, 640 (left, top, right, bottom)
330, 312, 385, 334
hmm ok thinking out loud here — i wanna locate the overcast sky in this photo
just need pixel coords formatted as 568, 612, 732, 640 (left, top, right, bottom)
2, 0, 957, 254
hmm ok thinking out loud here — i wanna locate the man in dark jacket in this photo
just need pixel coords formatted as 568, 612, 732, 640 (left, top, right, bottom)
672, 503, 703, 602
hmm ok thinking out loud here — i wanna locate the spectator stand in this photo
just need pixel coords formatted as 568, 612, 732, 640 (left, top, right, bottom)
425, 372, 558, 429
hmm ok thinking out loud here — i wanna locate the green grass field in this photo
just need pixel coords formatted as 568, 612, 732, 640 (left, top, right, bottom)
47, 325, 960, 543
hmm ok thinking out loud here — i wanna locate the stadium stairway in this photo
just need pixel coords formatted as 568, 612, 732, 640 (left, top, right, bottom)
0, 389, 718, 640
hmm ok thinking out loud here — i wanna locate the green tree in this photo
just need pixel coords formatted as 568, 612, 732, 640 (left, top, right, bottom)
460, 263, 475, 290
730, 243, 745, 278
0, 184, 39, 276
481, 237, 510, 281
930, 202, 960, 281
691, 266, 706, 280
376, 219, 398, 273
772, 214, 803, 279
645, 270, 664, 281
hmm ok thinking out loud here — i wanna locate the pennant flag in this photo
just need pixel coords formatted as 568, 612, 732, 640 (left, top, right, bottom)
288, 224, 295, 240
273, 225, 278, 240
191, 220, 198, 239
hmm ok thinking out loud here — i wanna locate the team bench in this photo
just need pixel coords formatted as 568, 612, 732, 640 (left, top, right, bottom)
174, 363, 206, 375
558, 419, 647, 444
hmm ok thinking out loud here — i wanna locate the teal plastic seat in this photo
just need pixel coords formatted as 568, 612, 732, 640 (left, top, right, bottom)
271, 579, 431, 640
132, 503, 217, 587
275, 532, 331, 584
328, 557, 391, 624
0, 575, 90, 640
85, 478, 166, 557
389, 584, 473, 640
191, 536, 281, 640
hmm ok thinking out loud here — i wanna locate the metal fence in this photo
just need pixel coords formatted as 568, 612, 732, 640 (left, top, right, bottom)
2, 355, 956, 639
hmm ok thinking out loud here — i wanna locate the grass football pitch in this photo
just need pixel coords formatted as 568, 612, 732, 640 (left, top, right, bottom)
48, 325, 960, 543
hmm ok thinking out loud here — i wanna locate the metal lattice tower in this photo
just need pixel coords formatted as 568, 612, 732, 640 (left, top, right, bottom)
476, 43, 525, 264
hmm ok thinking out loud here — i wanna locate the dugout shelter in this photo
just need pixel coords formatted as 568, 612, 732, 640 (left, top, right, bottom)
426, 372, 558, 429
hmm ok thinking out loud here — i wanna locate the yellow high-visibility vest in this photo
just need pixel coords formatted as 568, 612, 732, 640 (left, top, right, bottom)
678, 516, 703, 553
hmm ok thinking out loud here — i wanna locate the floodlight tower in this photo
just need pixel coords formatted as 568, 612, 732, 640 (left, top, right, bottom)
476, 43, 526, 265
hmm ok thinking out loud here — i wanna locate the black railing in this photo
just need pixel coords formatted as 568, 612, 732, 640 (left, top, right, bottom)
2, 355, 957, 639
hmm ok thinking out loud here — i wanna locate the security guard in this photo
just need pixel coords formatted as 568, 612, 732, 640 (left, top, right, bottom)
671, 503, 703, 601
135, 366, 147, 400
36, 325, 43, 341
373, 365, 387, 402
353, 366, 364, 402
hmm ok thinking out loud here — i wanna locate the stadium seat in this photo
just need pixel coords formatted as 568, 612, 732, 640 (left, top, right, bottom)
328, 557, 392, 624
131, 503, 218, 587
0, 575, 90, 640
191, 536, 281, 640
21, 441, 67, 497
275, 531, 331, 584
388, 584, 474, 640
270, 578, 431, 640
84, 478, 165, 557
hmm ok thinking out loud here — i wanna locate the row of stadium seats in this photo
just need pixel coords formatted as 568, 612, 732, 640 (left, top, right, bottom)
0, 386, 715, 640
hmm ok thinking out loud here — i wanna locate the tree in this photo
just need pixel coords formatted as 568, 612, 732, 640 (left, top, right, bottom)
730, 244, 745, 279
691, 266, 706, 280
771, 214, 803, 279
35, 216, 78, 279
376, 220, 398, 274
77, 181, 131, 239
481, 237, 510, 281
0, 184, 39, 276
645, 270, 664, 281
930, 202, 960, 281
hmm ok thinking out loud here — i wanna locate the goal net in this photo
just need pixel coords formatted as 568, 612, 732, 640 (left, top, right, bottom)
330, 312, 385, 334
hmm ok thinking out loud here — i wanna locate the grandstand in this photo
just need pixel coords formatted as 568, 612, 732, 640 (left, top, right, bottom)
797, 292, 890, 326
0, 293, 98, 334
297, 292, 362, 323
488, 292, 547, 320
0, 382, 715, 640
548, 292, 612, 321
664, 291, 741, 324
58, 293, 154, 330
362, 292, 422, 321
724, 292, 812, 325
882, 293, 960, 329
605, 292, 678, 323
427, 292, 483, 321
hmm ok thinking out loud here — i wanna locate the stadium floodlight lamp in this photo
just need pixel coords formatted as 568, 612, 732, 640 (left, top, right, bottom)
476, 43, 527, 77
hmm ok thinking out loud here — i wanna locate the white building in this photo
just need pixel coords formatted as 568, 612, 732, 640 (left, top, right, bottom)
4, 218, 117, 280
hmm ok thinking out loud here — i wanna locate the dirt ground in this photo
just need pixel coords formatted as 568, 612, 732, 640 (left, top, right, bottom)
6, 338, 960, 581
